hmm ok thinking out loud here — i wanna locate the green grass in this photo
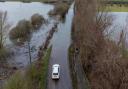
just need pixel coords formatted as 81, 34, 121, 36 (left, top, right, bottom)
109, 0, 128, 1
68, 44, 78, 89
3, 46, 52, 89
39, 46, 52, 89
105, 5, 128, 12
110, 0, 128, 1
3, 72, 26, 89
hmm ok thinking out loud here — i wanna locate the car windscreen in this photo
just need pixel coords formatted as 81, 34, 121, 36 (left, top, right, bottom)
53, 73, 58, 75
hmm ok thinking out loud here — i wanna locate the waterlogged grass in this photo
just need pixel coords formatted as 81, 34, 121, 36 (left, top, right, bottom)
106, 5, 128, 12
3, 46, 52, 89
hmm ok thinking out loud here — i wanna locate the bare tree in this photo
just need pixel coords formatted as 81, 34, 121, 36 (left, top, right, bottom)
73, 0, 128, 89
0, 11, 10, 49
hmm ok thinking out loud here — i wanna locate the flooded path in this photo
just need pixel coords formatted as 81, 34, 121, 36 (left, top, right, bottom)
47, 3, 74, 89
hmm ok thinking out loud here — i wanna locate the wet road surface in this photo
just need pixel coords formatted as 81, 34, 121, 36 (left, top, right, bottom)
47, 3, 74, 89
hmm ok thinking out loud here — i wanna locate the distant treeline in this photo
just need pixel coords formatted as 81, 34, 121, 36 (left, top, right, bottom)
104, 1, 128, 5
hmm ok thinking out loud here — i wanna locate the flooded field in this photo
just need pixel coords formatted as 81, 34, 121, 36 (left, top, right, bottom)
0, 1, 74, 89
0, 2, 53, 26
0, 2, 55, 69
110, 12, 128, 41
0, 1, 128, 89
0, 1, 127, 72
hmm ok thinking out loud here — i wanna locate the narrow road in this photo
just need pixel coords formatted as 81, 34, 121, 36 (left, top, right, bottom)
47, 4, 74, 89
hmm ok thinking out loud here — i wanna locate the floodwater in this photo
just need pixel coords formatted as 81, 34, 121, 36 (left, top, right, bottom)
0, 2, 53, 26
47, 3, 74, 89
1, 2, 128, 89
0, 2, 127, 89
0, 2, 55, 68
108, 12, 128, 43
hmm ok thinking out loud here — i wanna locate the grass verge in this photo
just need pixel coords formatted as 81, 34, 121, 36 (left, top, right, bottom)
68, 44, 78, 89
38, 46, 52, 89
3, 46, 52, 89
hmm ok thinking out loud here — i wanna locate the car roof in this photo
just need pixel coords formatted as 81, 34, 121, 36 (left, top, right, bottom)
52, 64, 60, 73
53, 66, 59, 73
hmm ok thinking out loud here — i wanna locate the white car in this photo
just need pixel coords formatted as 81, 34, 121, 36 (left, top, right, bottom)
52, 64, 60, 79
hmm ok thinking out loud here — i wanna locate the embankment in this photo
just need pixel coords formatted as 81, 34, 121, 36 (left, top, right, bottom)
70, 0, 128, 89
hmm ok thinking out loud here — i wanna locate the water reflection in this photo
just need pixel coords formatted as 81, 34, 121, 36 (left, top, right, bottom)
0, 2, 54, 27
0, 2, 54, 68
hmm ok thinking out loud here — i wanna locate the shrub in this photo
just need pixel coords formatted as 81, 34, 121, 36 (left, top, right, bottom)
49, 2, 70, 18
9, 20, 32, 43
31, 14, 45, 29
0, 48, 9, 61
